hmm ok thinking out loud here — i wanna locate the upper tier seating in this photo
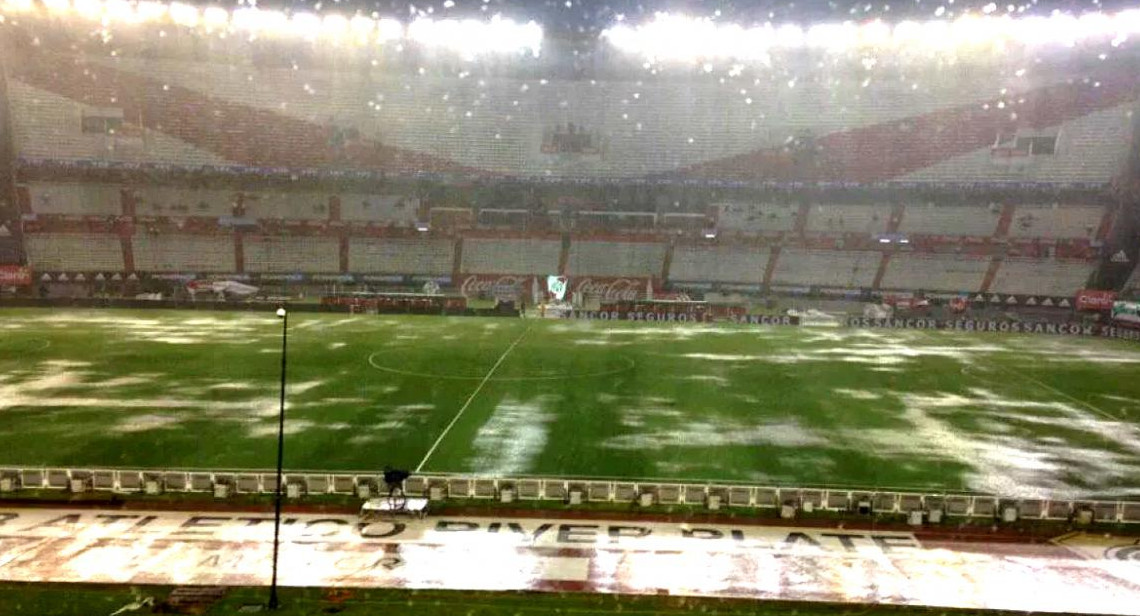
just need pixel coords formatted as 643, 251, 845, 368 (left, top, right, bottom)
339, 194, 419, 225
56, 52, 1131, 183
899, 105, 1134, 185
565, 241, 666, 277
132, 234, 235, 272
1008, 204, 1104, 240
772, 248, 879, 288
669, 245, 769, 284
243, 236, 339, 273
24, 233, 124, 271
28, 183, 121, 216
880, 254, 990, 292
348, 238, 454, 275
989, 259, 1095, 296
9, 81, 226, 167
1122, 263, 1140, 297
716, 203, 799, 233
805, 204, 891, 234
242, 193, 330, 220
134, 187, 235, 218
900, 204, 1001, 236
461, 238, 561, 275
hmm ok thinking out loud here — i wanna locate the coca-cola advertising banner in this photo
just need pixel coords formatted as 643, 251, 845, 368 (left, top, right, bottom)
458, 275, 660, 303
459, 274, 533, 298
1075, 289, 1117, 312
847, 317, 1140, 341
571, 277, 656, 302
0, 265, 32, 286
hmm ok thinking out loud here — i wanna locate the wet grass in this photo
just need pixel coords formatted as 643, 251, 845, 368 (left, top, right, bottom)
0, 582, 1070, 616
0, 307, 1138, 498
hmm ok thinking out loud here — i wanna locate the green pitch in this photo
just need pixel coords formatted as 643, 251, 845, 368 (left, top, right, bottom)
0, 308, 1138, 500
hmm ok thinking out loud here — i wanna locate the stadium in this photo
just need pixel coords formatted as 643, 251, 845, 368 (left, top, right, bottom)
0, 0, 1139, 614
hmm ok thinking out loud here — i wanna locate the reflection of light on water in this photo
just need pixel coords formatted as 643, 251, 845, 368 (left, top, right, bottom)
896, 549, 986, 609
398, 544, 542, 590
619, 552, 693, 592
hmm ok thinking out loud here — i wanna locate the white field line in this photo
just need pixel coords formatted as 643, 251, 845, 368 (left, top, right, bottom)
915, 329, 1120, 422
994, 365, 1121, 422
414, 325, 532, 472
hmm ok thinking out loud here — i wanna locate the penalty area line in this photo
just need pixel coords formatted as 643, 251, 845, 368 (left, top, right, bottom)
414, 324, 533, 473
911, 328, 1120, 422
997, 365, 1121, 422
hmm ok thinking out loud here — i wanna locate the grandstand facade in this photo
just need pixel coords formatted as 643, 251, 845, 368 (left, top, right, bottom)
1, 9, 1139, 300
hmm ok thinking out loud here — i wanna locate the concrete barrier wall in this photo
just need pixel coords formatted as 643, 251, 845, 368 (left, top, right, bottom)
2, 466, 1135, 524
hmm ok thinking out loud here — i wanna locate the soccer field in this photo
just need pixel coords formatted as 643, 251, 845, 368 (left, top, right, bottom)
1, 308, 1138, 500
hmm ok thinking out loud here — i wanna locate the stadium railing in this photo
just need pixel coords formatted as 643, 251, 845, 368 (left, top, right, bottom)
1, 466, 1136, 524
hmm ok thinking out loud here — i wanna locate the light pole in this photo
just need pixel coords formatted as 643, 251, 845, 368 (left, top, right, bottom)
268, 305, 287, 610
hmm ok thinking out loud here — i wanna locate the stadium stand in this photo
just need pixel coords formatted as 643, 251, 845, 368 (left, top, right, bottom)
669, 245, 769, 284
1008, 204, 1104, 240
716, 203, 799, 233
565, 240, 666, 277
24, 233, 124, 271
7, 81, 227, 167
134, 187, 235, 218
805, 204, 891, 234
338, 195, 419, 225
2, 15, 1134, 302
1123, 264, 1140, 298
772, 248, 880, 288
988, 258, 1096, 296
132, 235, 235, 272
27, 183, 121, 216
900, 106, 1134, 184
880, 254, 990, 292
2, 20, 1132, 186
461, 237, 561, 275
242, 236, 339, 273
348, 238, 454, 275
899, 204, 1002, 237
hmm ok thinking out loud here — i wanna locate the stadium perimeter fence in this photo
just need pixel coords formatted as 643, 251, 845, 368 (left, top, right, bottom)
1, 466, 1136, 524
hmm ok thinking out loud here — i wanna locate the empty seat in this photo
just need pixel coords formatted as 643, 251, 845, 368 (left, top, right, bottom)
461, 238, 561, 274
135, 187, 235, 218
348, 238, 454, 275
1009, 205, 1104, 240
990, 259, 1095, 296
25, 233, 124, 271
881, 254, 989, 292
243, 236, 339, 273
716, 203, 798, 233
565, 241, 665, 277
772, 248, 879, 288
670, 246, 769, 284
28, 183, 121, 216
900, 204, 1000, 236
133, 235, 235, 272
805, 204, 891, 234
339, 194, 419, 225
243, 193, 330, 220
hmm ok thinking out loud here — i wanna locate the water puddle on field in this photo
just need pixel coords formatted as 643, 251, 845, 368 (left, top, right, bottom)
468, 396, 558, 475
